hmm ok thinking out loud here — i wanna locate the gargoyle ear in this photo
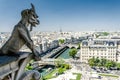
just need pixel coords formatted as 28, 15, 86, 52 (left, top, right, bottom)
25, 10, 29, 15
21, 9, 29, 17
31, 3, 35, 12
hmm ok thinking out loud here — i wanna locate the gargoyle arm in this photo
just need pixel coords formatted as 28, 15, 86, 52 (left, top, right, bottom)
18, 26, 35, 51
18, 27, 40, 57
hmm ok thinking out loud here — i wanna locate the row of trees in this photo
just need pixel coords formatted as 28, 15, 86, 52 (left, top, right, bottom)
102, 32, 109, 36
88, 57, 120, 69
95, 32, 109, 38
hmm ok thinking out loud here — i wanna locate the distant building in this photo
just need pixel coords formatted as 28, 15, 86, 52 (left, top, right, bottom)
49, 40, 59, 49
80, 38, 120, 63
39, 43, 43, 52
42, 39, 48, 52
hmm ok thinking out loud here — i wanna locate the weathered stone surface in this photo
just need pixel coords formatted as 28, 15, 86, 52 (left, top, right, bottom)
0, 52, 31, 67
0, 52, 33, 79
19, 70, 41, 80
0, 56, 17, 67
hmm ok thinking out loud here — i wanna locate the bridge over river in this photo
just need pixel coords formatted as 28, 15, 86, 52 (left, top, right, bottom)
41, 44, 78, 59
33, 58, 82, 66
66, 44, 78, 48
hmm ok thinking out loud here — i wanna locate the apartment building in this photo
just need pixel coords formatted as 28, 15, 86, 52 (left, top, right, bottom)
80, 38, 120, 63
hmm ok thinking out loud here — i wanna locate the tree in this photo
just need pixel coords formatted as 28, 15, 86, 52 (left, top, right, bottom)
64, 64, 71, 69
77, 43, 81, 49
58, 68, 64, 74
105, 60, 116, 69
54, 58, 65, 68
100, 58, 107, 67
94, 57, 100, 66
69, 48, 77, 58
117, 63, 120, 69
88, 57, 95, 67
97, 62, 102, 68
88, 57, 100, 67
59, 39, 65, 44
25, 60, 34, 70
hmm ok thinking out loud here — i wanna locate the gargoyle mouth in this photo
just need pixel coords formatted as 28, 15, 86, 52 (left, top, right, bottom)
29, 16, 39, 27
30, 19, 39, 31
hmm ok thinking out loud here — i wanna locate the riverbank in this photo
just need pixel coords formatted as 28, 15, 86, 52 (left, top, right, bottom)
41, 45, 68, 59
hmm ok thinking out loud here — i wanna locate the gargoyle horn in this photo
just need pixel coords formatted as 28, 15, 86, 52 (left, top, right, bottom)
30, 3, 35, 31
31, 3, 35, 11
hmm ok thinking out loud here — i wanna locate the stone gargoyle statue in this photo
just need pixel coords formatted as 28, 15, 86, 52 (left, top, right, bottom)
0, 3, 41, 60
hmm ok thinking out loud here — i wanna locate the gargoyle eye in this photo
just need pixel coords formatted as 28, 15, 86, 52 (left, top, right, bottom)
34, 14, 38, 18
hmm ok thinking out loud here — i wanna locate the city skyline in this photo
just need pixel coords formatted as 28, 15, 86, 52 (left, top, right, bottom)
1, 0, 120, 32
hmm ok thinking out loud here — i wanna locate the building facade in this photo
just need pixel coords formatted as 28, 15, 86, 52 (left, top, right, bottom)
80, 39, 120, 63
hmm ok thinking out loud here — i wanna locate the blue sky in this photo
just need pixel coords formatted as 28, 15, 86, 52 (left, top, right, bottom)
0, 0, 120, 32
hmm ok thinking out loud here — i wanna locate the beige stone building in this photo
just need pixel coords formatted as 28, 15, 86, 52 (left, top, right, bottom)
80, 39, 120, 63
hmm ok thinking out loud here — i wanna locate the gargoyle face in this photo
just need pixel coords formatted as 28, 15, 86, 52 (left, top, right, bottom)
28, 4, 39, 27
21, 4, 39, 31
